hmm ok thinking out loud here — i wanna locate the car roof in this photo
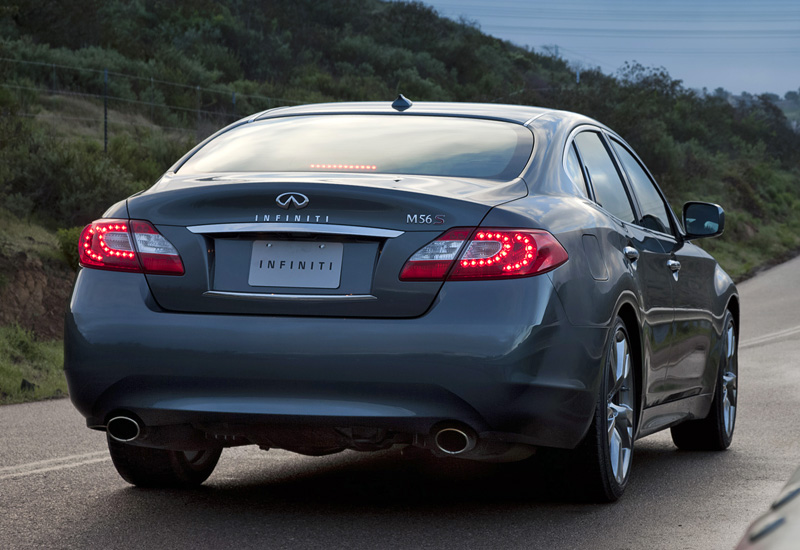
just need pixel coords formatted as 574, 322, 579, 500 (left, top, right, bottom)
251, 100, 601, 129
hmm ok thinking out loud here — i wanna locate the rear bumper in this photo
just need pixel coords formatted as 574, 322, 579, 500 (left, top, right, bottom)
65, 268, 607, 450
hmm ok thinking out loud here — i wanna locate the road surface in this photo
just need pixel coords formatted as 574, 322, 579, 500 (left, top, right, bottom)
2, 257, 800, 549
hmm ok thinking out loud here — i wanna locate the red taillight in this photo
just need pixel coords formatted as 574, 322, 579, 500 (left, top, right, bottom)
128, 220, 185, 275
449, 230, 567, 280
399, 228, 568, 282
79, 219, 184, 275
399, 228, 473, 281
79, 220, 139, 272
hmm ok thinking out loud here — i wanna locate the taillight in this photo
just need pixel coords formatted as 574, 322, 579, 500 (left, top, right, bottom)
399, 228, 472, 281
79, 219, 184, 275
129, 220, 185, 275
399, 227, 568, 281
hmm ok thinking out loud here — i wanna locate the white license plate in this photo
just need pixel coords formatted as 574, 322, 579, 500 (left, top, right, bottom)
248, 241, 343, 289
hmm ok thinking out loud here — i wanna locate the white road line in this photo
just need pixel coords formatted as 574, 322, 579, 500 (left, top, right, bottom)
740, 325, 800, 350
0, 451, 107, 474
0, 452, 109, 481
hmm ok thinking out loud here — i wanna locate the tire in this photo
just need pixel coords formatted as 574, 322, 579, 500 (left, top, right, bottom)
572, 317, 637, 502
671, 311, 738, 451
107, 435, 222, 488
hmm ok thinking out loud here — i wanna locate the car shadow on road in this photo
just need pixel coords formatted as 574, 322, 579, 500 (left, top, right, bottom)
64, 438, 738, 549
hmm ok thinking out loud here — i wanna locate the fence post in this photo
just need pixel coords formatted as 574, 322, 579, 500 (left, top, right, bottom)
196, 85, 201, 141
150, 77, 154, 121
104, 69, 108, 153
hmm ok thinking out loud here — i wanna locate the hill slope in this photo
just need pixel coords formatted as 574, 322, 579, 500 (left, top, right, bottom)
0, 0, 799, 296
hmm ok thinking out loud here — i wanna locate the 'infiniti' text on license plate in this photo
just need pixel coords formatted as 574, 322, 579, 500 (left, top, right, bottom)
248, 241, 343, 288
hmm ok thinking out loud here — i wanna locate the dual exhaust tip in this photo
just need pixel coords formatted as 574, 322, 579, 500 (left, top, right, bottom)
106, 415, 141, 442
108, 416, 477, 455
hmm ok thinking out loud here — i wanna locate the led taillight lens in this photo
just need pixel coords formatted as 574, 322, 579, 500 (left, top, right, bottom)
449, 229, 567, 280
399, 228, 568, 281
399, 228, 472, 281
79, 219, 184, 275
129, 220, 184, 275
79, 220, 139, 272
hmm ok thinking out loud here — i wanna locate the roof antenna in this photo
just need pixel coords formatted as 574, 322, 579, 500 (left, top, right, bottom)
392, 94, 413, 112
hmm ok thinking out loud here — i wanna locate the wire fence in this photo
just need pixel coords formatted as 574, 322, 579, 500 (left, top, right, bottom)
7, 54, 796, 143
0, 56, 306, 148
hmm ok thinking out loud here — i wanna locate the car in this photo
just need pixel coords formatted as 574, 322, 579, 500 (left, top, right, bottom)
65, 97, 739, 501
736, 464, 800, 549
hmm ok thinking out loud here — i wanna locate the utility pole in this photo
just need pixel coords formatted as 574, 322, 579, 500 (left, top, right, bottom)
103, 69, 108, 153
196, 85, 201, 142
150, 77, 154, 121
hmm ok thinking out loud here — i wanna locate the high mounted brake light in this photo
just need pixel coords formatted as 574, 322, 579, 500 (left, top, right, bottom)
399, 228, 568, 281
79, 219, 184, 275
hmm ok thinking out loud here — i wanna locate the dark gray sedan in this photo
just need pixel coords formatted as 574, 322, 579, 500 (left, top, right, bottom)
65, 98, 739, 501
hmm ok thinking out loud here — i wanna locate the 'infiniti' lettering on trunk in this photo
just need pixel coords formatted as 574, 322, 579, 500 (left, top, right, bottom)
255, 214, 330, 223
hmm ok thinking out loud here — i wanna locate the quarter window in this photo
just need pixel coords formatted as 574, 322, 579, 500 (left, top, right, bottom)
565, 143, 589, 198
610, 140, 673, 235
574, 132, 635, 223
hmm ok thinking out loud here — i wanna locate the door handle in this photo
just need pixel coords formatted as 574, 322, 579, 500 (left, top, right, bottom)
667, 259, 681, 272
623, 246, 639, 261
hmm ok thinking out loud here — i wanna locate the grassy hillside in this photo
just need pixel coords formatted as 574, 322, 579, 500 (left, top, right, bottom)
0, 207, 71, 404
1, 0, 798, 272
0, 0, 799, 401
0, 324, 66, 404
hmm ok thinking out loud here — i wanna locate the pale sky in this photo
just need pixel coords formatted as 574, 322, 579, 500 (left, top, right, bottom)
423, 0, 800, 96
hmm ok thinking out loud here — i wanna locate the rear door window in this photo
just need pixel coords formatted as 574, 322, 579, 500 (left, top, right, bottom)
610, 139, 674, 235
574, 132, 635, 223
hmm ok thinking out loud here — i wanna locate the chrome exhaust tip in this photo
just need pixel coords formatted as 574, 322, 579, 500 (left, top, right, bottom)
434, 427, 476, 455
107, 416, 142, 442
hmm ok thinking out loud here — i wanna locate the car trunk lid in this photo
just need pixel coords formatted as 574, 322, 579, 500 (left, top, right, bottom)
126, 173, 527, 318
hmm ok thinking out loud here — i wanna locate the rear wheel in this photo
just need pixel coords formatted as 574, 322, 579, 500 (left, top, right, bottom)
671, 311, 738, 451
572, 317, 636, 502
107, 435, 222, 488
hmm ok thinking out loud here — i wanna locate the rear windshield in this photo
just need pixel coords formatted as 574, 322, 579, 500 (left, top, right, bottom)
177, 115, 534, 181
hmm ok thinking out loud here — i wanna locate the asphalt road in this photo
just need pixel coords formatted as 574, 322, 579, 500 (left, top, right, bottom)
2, 257, 800, 550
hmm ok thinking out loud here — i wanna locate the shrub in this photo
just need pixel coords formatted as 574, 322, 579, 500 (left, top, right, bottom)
0, 324, 66, 404
57, 226, 83, 270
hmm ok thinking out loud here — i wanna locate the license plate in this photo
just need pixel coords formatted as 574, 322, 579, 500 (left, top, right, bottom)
248, 241, 343, 289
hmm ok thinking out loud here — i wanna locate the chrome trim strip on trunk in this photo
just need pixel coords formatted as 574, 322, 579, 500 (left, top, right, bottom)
203, 291, 378, 302
187, 223, 403, 238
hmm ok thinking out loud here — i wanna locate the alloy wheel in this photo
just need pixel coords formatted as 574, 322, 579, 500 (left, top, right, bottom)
607, 327, 635, 485
721, 320, 738, 438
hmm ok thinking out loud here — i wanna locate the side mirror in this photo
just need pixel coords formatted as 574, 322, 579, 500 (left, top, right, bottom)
683, 202, 724, 239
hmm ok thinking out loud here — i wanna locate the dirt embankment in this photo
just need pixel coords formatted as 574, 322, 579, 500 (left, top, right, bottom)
0, 253, 75, 340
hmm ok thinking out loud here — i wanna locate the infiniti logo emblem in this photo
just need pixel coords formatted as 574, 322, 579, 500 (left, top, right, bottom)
276, 192, 310, 210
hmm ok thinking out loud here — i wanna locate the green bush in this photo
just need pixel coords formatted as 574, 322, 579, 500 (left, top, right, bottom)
57, 226, 83, 270
0, 125, 142, 226
0, 96, 147, 227
0, 324, 66, 404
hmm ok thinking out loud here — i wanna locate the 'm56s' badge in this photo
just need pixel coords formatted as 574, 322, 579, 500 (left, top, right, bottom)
406, 214, 445, 225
